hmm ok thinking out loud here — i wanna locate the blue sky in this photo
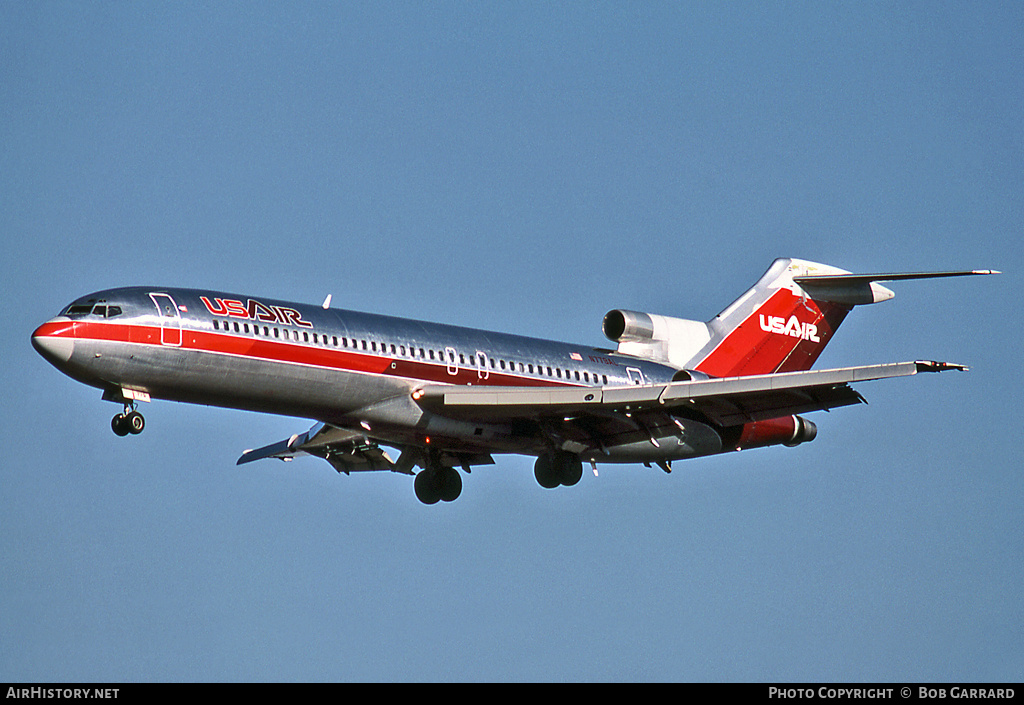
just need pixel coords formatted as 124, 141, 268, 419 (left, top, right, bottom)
2, 2, 1021, 682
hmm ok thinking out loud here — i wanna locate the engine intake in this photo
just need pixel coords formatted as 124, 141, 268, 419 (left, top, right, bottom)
603, 309, 655, 342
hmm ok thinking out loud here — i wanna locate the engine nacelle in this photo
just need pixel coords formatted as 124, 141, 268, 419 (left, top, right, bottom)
602, 309, 712, 369
728, 415, 817, 451
602, 309, 657, 342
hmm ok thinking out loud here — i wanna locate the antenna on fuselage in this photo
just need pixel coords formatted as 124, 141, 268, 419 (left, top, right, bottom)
322, 294, 332, 309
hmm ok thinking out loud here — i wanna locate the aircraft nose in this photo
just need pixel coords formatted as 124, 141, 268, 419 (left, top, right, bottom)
32, 320, 76, 366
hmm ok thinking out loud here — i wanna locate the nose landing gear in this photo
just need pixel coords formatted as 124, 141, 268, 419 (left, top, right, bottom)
111, 407, 145, 436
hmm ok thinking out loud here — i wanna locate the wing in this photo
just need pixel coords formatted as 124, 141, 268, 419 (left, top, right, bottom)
413, 360, 966, 427
238, 360, 963, 473
236, 421, 496, 475
237, 422, 407, 474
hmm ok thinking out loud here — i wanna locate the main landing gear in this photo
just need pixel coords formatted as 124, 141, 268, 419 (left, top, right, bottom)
111, 407, 145, 436
412, 450, 586, 504
534, 451, 583, 489
414, 464, 462, 505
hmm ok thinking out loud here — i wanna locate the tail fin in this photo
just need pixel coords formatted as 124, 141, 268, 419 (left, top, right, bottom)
690, 258, 997, 378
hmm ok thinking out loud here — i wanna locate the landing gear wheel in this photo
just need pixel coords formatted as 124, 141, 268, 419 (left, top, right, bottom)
534, 454, 560, 489
415, 469, 442, 505
414, 466, 463, 504
126, 411, 145, 435
112, 410, 145, 436
535, 452, 583, 488
559, 453, 583, 487
437, 466, 462, 503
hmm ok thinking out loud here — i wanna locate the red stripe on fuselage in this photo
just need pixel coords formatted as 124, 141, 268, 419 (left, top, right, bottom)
32, 320, 77, 339
66, 320, 580, 389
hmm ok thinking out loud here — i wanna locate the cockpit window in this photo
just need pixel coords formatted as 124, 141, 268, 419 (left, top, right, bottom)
63, 302, 122, 317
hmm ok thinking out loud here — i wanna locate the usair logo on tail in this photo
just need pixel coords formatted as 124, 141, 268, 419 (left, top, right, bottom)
759, 314, 820, 343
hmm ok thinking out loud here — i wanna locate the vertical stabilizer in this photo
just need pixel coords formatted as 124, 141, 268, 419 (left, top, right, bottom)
692, 259, 852, 377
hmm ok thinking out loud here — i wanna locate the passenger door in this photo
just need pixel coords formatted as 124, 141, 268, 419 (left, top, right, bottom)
149, 293, 182, 347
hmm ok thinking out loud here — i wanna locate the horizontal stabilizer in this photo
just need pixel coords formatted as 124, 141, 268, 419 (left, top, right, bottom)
794, 269, 999, 284
793, 269, 999, 305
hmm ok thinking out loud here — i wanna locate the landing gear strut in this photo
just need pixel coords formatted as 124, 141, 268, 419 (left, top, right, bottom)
534, 451, 583, 489
111, 407, 145, 436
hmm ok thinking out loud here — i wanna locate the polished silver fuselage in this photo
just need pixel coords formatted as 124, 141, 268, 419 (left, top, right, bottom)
34, 287, 722, 461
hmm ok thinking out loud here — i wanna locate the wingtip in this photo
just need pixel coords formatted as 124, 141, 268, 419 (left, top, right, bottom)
915, 360, 968, 373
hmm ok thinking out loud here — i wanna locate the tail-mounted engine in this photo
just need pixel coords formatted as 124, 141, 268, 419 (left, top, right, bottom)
602, 309, 712, 370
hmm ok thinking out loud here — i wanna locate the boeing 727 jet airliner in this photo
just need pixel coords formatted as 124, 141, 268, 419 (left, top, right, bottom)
32, 258, 996, 504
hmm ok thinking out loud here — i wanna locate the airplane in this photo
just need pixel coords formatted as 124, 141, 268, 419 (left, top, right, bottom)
31, 258, 997, 504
